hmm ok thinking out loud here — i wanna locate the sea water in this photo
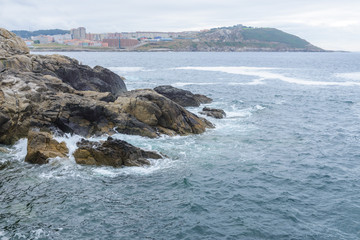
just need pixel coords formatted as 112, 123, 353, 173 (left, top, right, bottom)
1, 52, 360, 239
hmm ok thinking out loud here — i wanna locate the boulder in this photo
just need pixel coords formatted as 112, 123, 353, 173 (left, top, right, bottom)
0, 28, 29, 57
113, 89, 214, 136
74, 137, 162, 167
25, 130, 69, 164
154, 85, 212, 107
199, 107, 226, 119
1, 54, 127, 98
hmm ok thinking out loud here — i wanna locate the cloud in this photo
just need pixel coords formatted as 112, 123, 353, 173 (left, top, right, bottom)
0, 0, 359, 50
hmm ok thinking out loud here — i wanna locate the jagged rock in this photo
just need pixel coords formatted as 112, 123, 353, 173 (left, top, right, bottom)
200, 107, 226, 119
0, 53, 127, 97
25, 130, 69, 164
113, 89, 214, 136
74, 137, 162, 167
154, 85, 212, 107
0, 28, 29, 57
0, 27, 213, 145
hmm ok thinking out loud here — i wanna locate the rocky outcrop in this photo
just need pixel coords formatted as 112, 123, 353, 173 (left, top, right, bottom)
200, 107, 226, 119
0, 28, 213, 146
25, 130, 69, 164
0, 53, 127, 98
74, 137, 162, 167
154, 85, 212, 107
0, 28, 29, 57
113, 89, 214, 136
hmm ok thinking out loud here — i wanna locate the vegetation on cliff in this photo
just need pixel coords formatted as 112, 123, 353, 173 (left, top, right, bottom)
11, 29, 70, 38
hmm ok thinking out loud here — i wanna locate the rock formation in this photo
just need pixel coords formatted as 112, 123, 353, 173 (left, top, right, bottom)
0, 27, 214, 166
25, 130, 69, 164
74, 137, 162, 167
113, 89, 213, 136
154, 85, 212, 107
199, 107, 226, 119
0, 28, 29, 57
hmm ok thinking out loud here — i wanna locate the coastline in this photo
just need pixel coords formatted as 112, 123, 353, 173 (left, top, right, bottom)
30, 47, 332, 53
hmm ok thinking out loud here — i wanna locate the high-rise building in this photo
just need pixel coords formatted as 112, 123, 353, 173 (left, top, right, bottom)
71, 27, 86, 39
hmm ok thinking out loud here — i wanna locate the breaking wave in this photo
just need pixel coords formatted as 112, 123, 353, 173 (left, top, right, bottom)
176, 66, 360, 86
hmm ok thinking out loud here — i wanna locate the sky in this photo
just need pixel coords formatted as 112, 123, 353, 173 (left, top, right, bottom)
0, 0, 359, 51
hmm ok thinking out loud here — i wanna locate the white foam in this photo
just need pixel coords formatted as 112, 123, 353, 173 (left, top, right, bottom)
9, 138, 28, 161
108, 67, 145, 73
176, 66, 360, 87
0, 231, 9, 240
226, 104, 265, 118
172, 82, 217, 87
51, 133, 175, 176
228, 79, 265, 85
336, 72, 360, 81
53, 133, 107, 161
91, 158, 175, 177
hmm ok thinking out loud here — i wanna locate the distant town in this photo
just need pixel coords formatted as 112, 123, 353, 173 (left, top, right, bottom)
18, 27, 196, 50
13, 25, 323, 52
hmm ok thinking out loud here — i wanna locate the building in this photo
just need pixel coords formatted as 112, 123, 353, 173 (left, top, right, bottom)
53, 34, 72, 43
102, 39, 120, 48
31, 35, 53, 44
71, 27, 86, 39
119, 39, 139, 48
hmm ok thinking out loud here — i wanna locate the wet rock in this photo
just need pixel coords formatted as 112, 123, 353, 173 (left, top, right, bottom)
0, 27, 213, 145
200, 107, 226, 119
113, 89, 214, 136
154, 85, 212, 107
25, 130, 69, 164
74, 137, 162, 167
0, 147, 10, 153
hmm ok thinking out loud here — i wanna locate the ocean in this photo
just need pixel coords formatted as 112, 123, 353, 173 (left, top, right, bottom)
1, 52, 360, 239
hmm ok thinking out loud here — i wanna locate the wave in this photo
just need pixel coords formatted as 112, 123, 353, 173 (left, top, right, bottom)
108, 67, 150, 73
9, 138, 28, 161
176, 66, 360, 87
335, 72, 360, 81
52, 133, 175, 176
172, 82, 218, 87
226, 104, 265, 118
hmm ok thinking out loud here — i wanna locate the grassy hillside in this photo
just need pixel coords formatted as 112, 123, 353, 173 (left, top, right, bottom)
12, 29, 70, 38
241, 28, 309, 48
140, 25, 323, 52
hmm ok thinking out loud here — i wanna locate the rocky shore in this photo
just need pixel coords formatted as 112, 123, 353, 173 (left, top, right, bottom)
0, 28, 215, 167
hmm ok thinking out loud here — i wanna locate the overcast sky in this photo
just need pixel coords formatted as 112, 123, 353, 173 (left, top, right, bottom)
1, 0, 359, 51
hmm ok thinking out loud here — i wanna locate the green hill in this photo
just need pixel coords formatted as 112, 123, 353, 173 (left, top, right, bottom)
12, 29, 70, 39
241, 28, 309, 48
137, 25, 323, 52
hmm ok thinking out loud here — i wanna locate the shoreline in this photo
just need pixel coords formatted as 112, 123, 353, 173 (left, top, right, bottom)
30, 48, 334, 53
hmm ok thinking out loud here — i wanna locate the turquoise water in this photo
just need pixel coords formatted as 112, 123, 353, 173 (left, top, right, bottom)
1, 52, 360, 239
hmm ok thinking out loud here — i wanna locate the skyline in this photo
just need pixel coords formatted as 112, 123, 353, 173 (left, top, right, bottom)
1, 0, 359, 51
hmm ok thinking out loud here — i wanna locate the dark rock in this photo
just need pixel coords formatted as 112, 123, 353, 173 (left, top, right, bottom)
200, 107, 226, 119
154, 85, 212, 107
114, 89, 214, 136
194, 94, 213, 104
52, 62, 127, 98
74, 137, 162, 167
